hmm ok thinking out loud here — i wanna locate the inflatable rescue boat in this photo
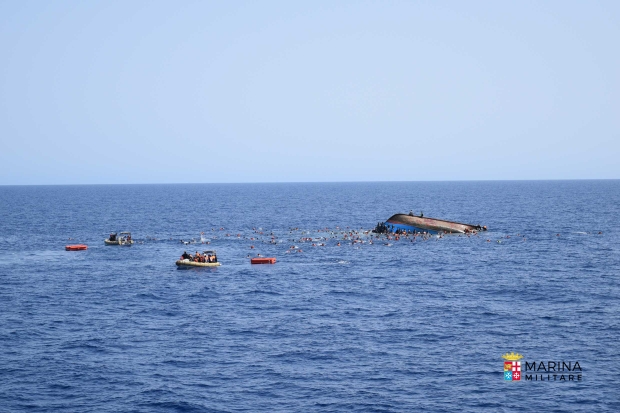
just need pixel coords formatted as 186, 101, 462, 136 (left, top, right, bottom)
176, 250, 221, 267
105, 231, 134, 245
175, 260, 221, 267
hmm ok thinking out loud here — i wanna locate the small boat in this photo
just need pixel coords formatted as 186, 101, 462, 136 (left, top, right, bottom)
66, 244, 88, 251
251, 257, 276, 264
105, 232, 134, 246
176, 250, 221, 267
176, 260, 221, 267
377, 213, 487, 234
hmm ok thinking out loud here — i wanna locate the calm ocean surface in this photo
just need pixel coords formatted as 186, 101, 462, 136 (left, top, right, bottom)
1, 181, 619, 412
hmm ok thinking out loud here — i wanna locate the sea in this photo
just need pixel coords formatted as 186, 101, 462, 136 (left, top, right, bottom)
1, 181, 619, 412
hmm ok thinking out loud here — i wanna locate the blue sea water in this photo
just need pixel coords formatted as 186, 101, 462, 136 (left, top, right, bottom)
1, 181, 619, 412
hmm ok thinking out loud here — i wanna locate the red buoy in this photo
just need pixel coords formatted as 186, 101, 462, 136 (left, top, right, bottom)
65, 244, 88, 251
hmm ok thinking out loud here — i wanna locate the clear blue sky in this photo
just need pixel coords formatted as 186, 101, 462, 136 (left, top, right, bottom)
1, 0, 618, 184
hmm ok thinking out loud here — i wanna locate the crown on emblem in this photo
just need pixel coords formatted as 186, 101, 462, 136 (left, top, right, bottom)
502, 352, 523, 361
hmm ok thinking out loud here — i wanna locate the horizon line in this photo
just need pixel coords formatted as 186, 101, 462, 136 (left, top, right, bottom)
1, 178, 619, 187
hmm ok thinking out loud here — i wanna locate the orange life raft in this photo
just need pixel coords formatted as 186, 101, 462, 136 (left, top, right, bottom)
250, 257, 276, 264
66, 244, 88, 251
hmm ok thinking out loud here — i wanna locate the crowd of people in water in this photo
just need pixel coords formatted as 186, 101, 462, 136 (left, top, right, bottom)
89, 224, 606, 265
180, 251, 218, 263
174, 224, 487, 250
71, 213, 606, 266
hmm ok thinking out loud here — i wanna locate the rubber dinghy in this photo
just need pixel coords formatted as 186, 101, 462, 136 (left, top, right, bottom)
105, 232, 134, 245
383, 213, 486, 234
176, 250, 221, 267
175, 260, 221, 267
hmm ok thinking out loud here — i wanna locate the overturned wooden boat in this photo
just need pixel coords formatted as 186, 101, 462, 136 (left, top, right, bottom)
380, 213, 486, 234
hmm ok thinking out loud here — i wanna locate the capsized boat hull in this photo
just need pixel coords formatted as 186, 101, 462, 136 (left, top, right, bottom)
385, 214, 483, 234
176, 260, 221, 267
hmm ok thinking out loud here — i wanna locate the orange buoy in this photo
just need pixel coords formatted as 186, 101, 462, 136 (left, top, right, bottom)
65, 244, 88, 251
250, 257, 276, 264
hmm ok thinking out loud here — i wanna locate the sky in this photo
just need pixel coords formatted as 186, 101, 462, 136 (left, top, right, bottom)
0, 0, 618, 185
